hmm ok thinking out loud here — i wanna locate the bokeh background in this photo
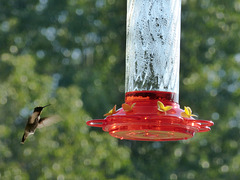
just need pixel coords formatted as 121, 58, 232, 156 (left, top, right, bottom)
1, 0, 240, 179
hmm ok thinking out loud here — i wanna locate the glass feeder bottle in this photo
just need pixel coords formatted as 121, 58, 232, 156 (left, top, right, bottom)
125, 0, 180, 103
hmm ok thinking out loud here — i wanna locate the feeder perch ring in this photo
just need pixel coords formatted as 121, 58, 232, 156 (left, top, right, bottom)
87, 91, 214, 141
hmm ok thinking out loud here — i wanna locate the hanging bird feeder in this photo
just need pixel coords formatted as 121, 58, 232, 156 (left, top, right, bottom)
86, 0, 214, 141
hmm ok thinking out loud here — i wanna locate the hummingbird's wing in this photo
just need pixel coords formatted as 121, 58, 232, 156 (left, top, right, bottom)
37, 115, 62, 128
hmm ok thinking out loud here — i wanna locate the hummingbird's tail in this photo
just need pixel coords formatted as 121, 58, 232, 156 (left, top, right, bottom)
21, 133, 28, 144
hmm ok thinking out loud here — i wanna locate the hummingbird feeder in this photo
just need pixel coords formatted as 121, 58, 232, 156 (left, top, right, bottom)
86, 0, 214, 141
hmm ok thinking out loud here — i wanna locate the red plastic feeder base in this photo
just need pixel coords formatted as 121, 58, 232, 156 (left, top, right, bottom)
86, 91, 214, 141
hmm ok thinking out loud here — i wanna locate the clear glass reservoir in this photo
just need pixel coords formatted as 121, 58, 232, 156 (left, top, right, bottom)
125, 0, 181, 102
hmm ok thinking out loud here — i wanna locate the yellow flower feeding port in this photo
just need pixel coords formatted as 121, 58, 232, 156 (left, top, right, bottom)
87, 0, 214, 141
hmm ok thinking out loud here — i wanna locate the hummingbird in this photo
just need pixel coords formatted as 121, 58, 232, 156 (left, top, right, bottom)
21, 104, 61, 144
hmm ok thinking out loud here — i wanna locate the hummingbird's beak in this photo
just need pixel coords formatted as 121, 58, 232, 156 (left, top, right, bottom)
42, 104, 51, 108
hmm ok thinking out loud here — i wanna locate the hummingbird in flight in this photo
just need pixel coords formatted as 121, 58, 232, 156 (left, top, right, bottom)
21, 104, 61, 144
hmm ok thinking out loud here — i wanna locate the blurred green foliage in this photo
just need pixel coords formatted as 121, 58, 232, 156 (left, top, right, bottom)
1, 0, 240, 179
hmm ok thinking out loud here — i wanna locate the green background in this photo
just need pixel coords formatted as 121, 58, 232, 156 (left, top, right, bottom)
0, 0, 240, 179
